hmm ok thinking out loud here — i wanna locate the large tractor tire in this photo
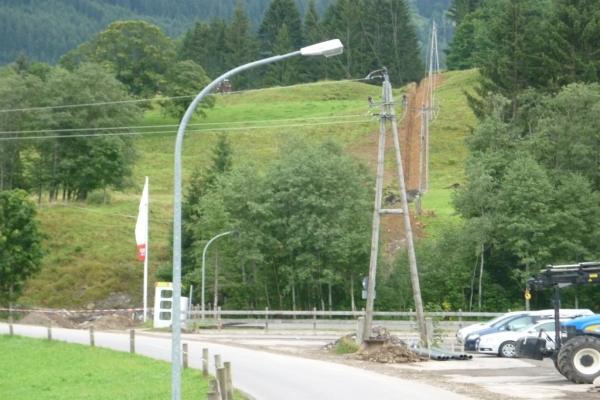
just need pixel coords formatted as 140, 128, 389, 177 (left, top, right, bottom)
557, 336, 600, 384
551, 353, 561, 374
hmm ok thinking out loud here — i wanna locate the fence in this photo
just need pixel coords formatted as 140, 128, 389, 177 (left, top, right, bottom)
183, 307, 507, 332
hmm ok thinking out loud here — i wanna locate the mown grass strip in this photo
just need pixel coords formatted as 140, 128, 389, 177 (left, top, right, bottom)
0, 335, 244, 400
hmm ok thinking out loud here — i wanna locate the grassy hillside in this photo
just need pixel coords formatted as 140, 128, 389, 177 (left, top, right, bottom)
420, 69, 478, 237
20, 71, 477, 309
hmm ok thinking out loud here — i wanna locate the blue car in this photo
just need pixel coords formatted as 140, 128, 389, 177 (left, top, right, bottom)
463, 309, 593, 351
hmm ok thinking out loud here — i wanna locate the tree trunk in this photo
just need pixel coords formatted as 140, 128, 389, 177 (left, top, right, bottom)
274, 264, 283, 309
525, 262, 530, 311
292, 282, 296, 312
9, 283, 14, 322
478, 243, 484, 310
350, 275, 356, 312
328, 283, 332, 312
213, 247, 219, 310
264, 281, 271, 310
470, 253, 477, 312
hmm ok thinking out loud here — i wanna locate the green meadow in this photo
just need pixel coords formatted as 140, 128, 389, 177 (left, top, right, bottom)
21, 71, 477, 308
0, 335, 245, 400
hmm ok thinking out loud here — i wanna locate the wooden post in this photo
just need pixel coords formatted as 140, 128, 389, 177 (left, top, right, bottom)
425, 317, 433, 346
202, 348, 209, 377
47, 321, 52, 341
130, 330, 135, 353
217, 306, 222, 332
90, 326, 95, 347
356, 317, 365, 345
217, 367, 227, 400
458, 309, 463, 330
207, 379, 220, 400
313, 307, 317, 334
224, 361, 233, 400
8, 316, 13, 336
265, 307, 269, 333
182, 343, 188, 369
214, 354, 222, 375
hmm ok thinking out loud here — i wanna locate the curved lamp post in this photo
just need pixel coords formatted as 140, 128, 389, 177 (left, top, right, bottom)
201, 230, 239, 320
171, 39, 344, 400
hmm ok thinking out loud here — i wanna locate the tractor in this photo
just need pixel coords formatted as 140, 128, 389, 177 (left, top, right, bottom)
515, 262, 600, 384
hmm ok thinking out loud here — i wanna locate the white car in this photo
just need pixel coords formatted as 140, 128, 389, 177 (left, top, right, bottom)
456, 311, 532, 344
477, 319, 564, 357
456, 308, 593, 345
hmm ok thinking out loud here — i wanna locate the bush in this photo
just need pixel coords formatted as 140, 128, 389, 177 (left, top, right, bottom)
334, 336, 360, 354
86, 191, 110, 205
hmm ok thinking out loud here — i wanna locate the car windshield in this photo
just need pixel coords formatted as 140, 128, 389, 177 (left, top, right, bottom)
515, 322, 539, 333
490, 315, 522, 328
485, 314, 510, 326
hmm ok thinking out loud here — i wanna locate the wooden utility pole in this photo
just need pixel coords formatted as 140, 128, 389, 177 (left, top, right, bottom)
363, 68, 427, 344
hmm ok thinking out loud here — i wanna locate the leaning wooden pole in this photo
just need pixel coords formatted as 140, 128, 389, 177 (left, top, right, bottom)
363, 81, 387, 341
385, 72, 427, 344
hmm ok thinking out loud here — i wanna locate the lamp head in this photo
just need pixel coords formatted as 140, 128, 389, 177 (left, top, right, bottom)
232, 230, 240, 237
300, 39, 344, 57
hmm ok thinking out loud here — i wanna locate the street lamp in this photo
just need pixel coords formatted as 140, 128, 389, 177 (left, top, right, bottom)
171, 39, 343, 400
201, 230, 239, 320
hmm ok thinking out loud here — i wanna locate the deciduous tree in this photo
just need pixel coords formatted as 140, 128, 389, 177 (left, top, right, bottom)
59, 21, 176, 97
0, 190, 45, 308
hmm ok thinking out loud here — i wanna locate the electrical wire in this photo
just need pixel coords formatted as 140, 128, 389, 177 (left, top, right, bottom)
49, 202, 173, 222
0, 114, 368, 136
0, 117, 373, 141
0, 78, 369, 115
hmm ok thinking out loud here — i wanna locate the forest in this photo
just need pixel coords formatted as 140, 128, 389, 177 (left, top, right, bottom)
0, 0, 453, 66
2, 0, 600, 313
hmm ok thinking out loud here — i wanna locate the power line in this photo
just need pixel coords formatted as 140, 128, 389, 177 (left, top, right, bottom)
0, 114, 367, 136
0, 78, 369, 114
43, 203, 174, 222
0, 117, 373, 141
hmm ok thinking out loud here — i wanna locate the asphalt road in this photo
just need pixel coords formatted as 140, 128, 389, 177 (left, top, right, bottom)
1, 323, 475, 400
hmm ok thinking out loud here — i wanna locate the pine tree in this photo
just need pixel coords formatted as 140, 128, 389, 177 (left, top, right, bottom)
263, 24, 301, 86
322, 0, 362, 79
367, 0, 425, 85
542, 0, 600, 89
177, 17, 227, 80
302, 0, 330, 82
445, 8, 488, 70
224, 0, 260, 90
447, 0, 483, 25
258, 0, 304, 55
472, 0, 550, 120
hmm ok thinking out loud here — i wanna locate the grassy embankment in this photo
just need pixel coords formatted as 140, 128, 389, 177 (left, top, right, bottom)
419, 69, 478, 237
21, 70, 478, 309
0, 334, 246, 400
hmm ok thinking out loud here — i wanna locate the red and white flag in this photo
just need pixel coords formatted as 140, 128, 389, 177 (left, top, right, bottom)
135, 177, 149, 261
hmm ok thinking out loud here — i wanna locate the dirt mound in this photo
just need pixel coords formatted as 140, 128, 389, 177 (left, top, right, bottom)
18, 311, 78, 329
79, 314, 138, 331
357, 343, 426, 363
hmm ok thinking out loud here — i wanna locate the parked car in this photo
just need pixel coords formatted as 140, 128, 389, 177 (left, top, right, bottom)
463, 309, 593, 351
456, 311, 525, 344
477, 319, 568, 358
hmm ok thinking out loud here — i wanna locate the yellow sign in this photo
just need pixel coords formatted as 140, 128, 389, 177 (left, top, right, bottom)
525, 288, 531, 300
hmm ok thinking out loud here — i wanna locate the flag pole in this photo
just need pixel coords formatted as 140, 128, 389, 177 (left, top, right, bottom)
143, 176, 149, 322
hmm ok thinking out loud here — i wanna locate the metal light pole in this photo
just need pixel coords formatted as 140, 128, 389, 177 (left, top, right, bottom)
202, 230, 237, 319
171, 39, 343, 400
